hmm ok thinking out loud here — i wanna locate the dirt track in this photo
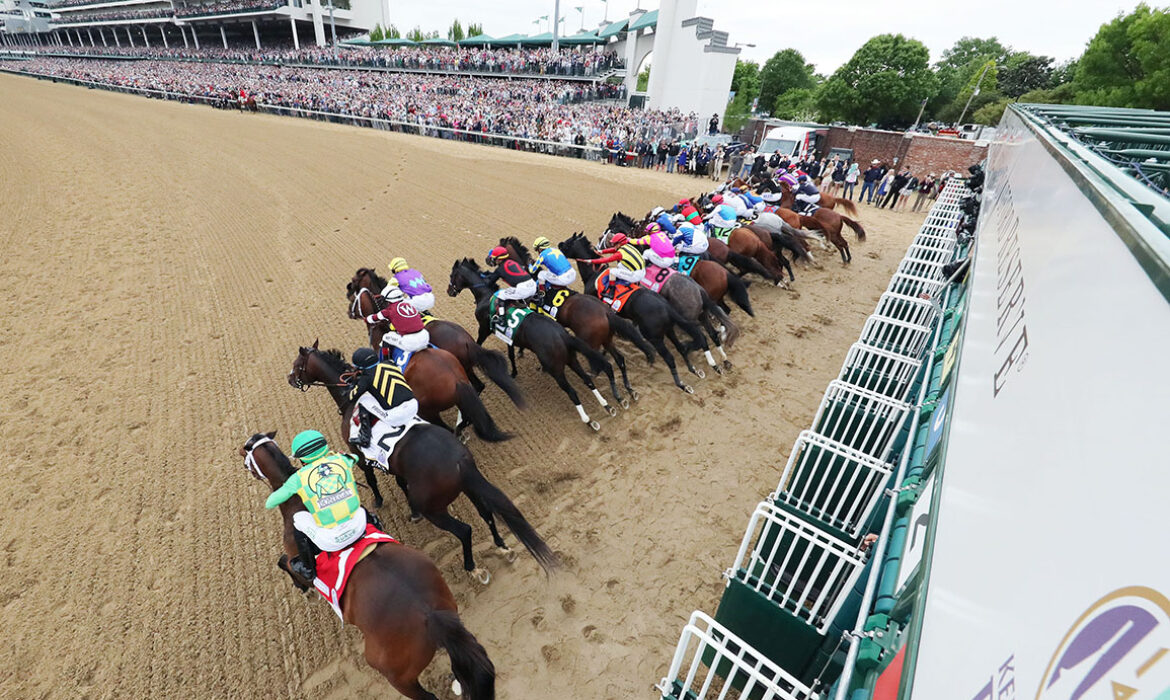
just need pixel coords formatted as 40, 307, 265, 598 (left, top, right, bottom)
0, 72, 926, 699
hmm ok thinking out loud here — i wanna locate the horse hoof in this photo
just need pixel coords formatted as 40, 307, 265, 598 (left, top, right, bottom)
499, 546, 518, 564
713, 364, 724, 376
588, 420, 601, 432
409, 512, 423, 523
373, 497, 384, 509
723, 360, 733, 371
695, 368, 706, 379
458, 432, 470, 445
470, 568, 491, 585
620, 396, 632, 409
452, 679, 463, 697
683, 385, 695, 394
605, 405, 618, 417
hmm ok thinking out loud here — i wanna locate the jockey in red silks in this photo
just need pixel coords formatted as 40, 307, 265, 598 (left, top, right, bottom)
362, 286, 430, 363
578, 232, 646, 297
676, 198, 703, 226
484, 246, 537, 313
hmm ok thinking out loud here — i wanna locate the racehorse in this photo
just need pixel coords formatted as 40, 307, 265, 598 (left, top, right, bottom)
773, 182, 867, 264
239, 432, 495, 700
606, 214, 755, 316
678, 199, 794, 284
499, 236, 656, 405
559, 233, 707, 392
598, 229, 738, 372
447, 259, 617, 430
730, 175, 859, 215
289, 343, 558, 582
348, 269, 525, 409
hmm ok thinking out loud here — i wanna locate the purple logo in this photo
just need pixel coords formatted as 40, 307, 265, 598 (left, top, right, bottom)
1036, 586, 1170, 700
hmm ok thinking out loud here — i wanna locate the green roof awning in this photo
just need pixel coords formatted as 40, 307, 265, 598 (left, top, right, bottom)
558, 30, 604, 45
597, 18, 628, 38
492, 33, 528, 44
516, 31, 553, 45
456, 33, 495, 45
419, 37, 456, 46
372, 38, 418, 46
629, 9, 658, 31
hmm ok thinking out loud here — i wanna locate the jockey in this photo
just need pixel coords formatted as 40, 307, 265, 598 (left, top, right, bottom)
530, 236, 578, 289
266, 430, 369, 582
672, 222, 709, 257
484, 246, 537, 313
346, 347, 420, 455
650, 206, 678, 235
708, 204, 739, 230
581, 232, 646, 297
633, 228, 677, 268
793, 174, 822, 213
362, 287, 430, 362
383, 258, 435, 313
720, 189, 752, 218
676, 198, 703, 226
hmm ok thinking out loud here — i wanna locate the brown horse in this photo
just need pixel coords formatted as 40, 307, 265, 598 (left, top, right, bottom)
499, 236, 657, 405
774, 182, 867, 264
289, 343, 559, 582
730, 175, 858, 215
239, 432, 495, 700
347, 269, 526, 410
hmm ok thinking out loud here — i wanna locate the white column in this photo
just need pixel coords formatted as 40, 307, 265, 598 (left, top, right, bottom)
623, 28, 639, 96
141, 25, 149, 46
289, 16, 299, 50
180, 26, 188, 48
66, 31, 74, 46
126, 26, 134, 46
114, 28, 120, 46
192, 25, 199, 48
251, 19, 259, 49
160, 25, 167, 48
100, 28, 107, 46
309, 0, 325, 47
87, 29, 94, 46
219, 24, 226, 48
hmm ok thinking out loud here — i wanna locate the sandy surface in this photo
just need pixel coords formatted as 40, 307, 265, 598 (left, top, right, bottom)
0, 72, 928, 699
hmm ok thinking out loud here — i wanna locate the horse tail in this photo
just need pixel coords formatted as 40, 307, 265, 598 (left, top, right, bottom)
723, 270, 754, 317
462, 459, 559, 573
565, 333, 613, 378
726, 249, 774, 282
470, 345, 527, 410
454, 382, 511, 443
771, 231, 812, 265
426, 609, 496, 700
703, 294, 740, 349
835, 197, 859, 217
606, 311, 656, 364
841, 215, 867, 241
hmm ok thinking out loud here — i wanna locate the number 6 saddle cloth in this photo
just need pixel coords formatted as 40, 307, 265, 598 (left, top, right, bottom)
533, 286, 574, 319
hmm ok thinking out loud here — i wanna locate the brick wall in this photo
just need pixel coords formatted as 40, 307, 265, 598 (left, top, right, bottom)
825, 126, 986, 176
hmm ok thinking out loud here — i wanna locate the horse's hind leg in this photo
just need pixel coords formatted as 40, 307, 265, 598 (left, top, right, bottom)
650, 336, 690, 393
396, 475, 421, 521
667, 327, 702, 377
366, 647, 439, 700
606, 341, 634, 405
549, 365, 598, 430
465, 488, 512, 558
568, 353, 617, 417
425, 510, 486, 582
358, 457, 385, 509
697, 314, 726, 371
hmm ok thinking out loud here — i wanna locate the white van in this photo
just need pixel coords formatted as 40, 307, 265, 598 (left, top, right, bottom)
758, 125, 828, 160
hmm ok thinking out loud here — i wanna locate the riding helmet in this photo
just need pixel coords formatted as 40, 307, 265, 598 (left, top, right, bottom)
610, 233, 629, 247
388, 257, 408, 273
533, 236, 551, 252
352, 347, 379, 370
385, 286, 407, 302
487, 246, 508, 264
291, 430, 330, 461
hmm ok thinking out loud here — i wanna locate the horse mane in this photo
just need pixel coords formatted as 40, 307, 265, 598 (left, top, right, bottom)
455, 257, 482, 272
318, 347, 352, 374
267, 440, 297, 479
360, 267, 390, 291
500, 236, 531, 265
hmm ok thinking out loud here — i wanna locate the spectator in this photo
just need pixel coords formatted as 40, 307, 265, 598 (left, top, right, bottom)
708, 113, 719, 135
859, 160, 882, 204
711, 145, 725, 181
843, 161, 860, 200
880, 168, 910, 209
912, 173, 936, 212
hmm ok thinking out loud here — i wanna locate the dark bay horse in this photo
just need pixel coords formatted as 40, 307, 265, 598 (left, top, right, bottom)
447, 259, 617, 430
678, 199, 795, 284
730, 175, 859, 215
239, 432, 495, 700
289, 344, 558, 582
499, 236, 656, 404
607, 213, 755, 314
559, 233, 705, 393
775, 182, 867, 264
348, 268, 525, 408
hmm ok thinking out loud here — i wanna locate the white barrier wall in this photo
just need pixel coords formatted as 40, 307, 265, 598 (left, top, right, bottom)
907, 107, 1170, 699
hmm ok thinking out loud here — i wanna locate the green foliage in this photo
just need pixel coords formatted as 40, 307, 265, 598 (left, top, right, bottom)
448, 19, 464, 42
772, 87, 818, 121
932, 36, 1009, 118
972, 98, 1010, 125
999, 52, 1053, 97
369, 23, 383, 42
405, 26, 440, 41
1019, 82, 1077, 104
636, 65, 651, 92
385, 24, 401, 39
758, 49, 815, 111
1050, 58, 1077, 86
817, 34, 938, 126
466, 22, 484, 37
724, 90, 754, 134
731, 59, 760, 97
1074, 3, 1170, 110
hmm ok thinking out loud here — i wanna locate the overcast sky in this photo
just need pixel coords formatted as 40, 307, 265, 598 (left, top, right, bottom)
382, 0, 1145, 73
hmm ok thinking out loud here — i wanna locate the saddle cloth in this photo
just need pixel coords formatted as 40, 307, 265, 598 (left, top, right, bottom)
490, 293, 534, 345
595, 269, 638, 312
313, 523, 399, 621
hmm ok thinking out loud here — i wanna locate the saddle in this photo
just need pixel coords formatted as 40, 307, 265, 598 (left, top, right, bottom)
675, 253, 701, 276
489, 293, 534, 345
534, 286, 574, 319
312, 524, 399, 621
595, 270, 638, 312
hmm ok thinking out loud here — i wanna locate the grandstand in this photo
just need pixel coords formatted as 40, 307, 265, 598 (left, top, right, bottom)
656, 101, 1170, 699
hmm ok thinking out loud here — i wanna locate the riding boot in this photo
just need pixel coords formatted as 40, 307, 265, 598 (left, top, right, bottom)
289, 530, 318, 582
532, 287, 546, 309
348, 406, 373, 448
366, 509, 385, 533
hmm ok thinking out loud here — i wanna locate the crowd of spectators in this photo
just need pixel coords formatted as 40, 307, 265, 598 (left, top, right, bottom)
53, 8, 172, 24
17, 43, 624, 79
174, 0, 286, 18
3, 57, 694, 153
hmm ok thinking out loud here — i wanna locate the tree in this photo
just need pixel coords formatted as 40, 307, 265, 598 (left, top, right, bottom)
932, 36, 1010, 117
1050, 58, 1077, 87
772, 87, 818, 121
758, 49, 815, 112
953, 59, 1000, 119
369, 23, 383, 42
731, 59, 760, 98
637, 65, 651, 92
723, 90, 754, 135
405, 26, 427, 42
999, 52, 1053, 98
386, 24, 401, 39
1074, 4, 1170, 110
972, 98, 1010, 125
467, 22, 484, 37
817, 34, 938, 126
448, 19, 464, 42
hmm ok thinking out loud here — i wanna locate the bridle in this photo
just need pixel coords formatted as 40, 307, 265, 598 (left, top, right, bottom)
348, 283, 384, 320
242, 435, 275, 481
290, 350, 358, 394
